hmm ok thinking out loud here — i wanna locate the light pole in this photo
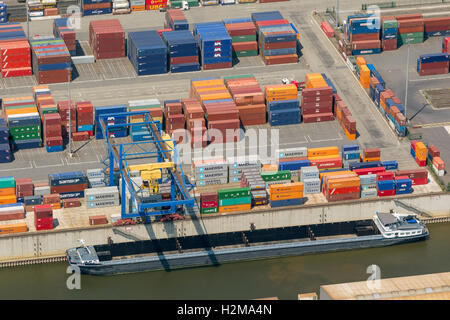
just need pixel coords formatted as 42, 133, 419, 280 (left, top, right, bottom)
26, 0, 29, 39
67, 67, 73, 158
336, 0, 339, 28
404, 40, 411, 123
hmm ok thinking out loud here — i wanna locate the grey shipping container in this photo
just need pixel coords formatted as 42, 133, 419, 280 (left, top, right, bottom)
86, 168, 105, 179
361, 189, 378, 198
196, 178, 229, 187
86, 199, 120, 209
34, 186, 51, 196
277, 147, 307, 159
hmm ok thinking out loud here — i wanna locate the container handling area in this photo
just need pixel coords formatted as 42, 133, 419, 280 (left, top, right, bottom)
0, 0, 448, 302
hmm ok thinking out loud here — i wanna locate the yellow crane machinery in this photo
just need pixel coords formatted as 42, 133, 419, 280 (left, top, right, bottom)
128, 162, 175, 194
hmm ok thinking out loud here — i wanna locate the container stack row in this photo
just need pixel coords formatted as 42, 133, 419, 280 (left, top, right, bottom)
161, 30, 200, 73
163, 100, 185, 136
302, 73, 335, 124
53, 18, 77, 56
270, 182, 304, 207
194, 22, 233, 70
266, 84, 300, 126
417, 53, 450, 76
43, 113, 63, 153
381, 16, 398, 51
85, 186, 119, 209
396, 14, 424, 46
89, 19, 125, 59
252, 11, 298, 65
308, 146, 342, 171
0, 1, 6, 23
200, 192, 218, 214
192, 158, 228, 186
410, 141, 427, 167
223, 18, 258, 58
31, 37, 71, 84
94, 105, 128, 139
181, 99, 207, 148
0, 119, 11, 163
33, 86, 57, 116
81, 0, 112, 16
218, 187, 251, 213
427, 145, 445, 177
224, 75, 266, 126
165, 9, 188, 30
49, 172, 88, 199
348, 14, 381, 55
76, 102, 95, 137
58, 100, 77, 140
0, 23, 31, 78
342, 144, 360, 170
128, 30, 168, 76
127, 99, 162, 142
334, 98, 357, 141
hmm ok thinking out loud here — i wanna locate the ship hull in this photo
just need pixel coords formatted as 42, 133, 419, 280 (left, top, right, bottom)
70, 232, 428, 276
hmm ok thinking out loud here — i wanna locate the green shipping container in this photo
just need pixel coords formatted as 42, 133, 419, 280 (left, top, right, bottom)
218, 187, 251, 199
223, 74, 254, 80
187, 0, 199, 6
0, 177, 15, 189
219, 196, 252, 206
9, 125, 41, 134
233, 50, 258, 58
11, 131, 41, 140
201, 207, 218, 214
4, 104, 36, 110
383, 20, 398, 29
170, 1, 182, 8
261, 171, 291, 182
231, 35, 257, 43
40, 108, 59, 115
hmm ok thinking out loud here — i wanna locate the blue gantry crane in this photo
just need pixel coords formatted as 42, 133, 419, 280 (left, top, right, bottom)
98, 110, 194, 223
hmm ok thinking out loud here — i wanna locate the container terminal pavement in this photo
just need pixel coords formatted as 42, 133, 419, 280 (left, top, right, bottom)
0, 4, 447, 236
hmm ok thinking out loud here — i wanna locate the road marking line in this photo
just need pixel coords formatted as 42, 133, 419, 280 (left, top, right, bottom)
445, 126, 450, 135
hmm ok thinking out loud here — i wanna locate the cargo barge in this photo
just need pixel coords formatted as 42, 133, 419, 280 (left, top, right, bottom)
67, 212, 429, 275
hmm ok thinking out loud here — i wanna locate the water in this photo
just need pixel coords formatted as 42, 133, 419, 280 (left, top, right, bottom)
0, 223, 449, 300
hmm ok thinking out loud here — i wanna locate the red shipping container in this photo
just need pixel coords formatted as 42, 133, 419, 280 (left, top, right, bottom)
302, 113, 335, 123
302, 106, 333, 115
71, 131, 89, 141
326, 192, 360, 202
200, 200, 218, 208
2, 67, 32, 77
352, 40, 381, 50
377, 189, 396, 197
415, 158, 427, 167
327, 186, 361, 195
349, 33, 380, 42
428, 145, 440, 158
353, 167, 386, 176
302, 100, 333, 108
45, 136, 63, 147
309, 157, 342, 170
62, 198, 81, 208
376, 171, 394, 181
302, 87, 333, 97
321, 21, 334, 38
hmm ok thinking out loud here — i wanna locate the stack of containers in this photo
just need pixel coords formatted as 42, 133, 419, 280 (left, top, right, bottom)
308, 147, 342, 171
191, 78, 239, 144
0, 119, 12, 163
278, 158, 309, 181
87, 168, 107, 188
43, 113, 63, 152
192, 158, 228, 186
381, 16, 398, 51
200, 192, 218, 214
300, 166, 320, 195
34, 86, 58, 116
89, 19, 125, 59
395, 169, 428, 186
85, 187, 119, 209
240, 169, 267, 206
362, 148, 381, 162
302, 74, 335, 124
360, 173, 377, 198
417, 53, 450, 76
227, 156, 261, 183
396, 14, 424, 46
95, 105, 128, 139
266, 84, 300, 126
81, 0, 112, 16
163, 100, 185, 136
76, 102, 94, 137
0, 177, 16, 205
223, 19, 258, 58
276, 147, 307, 180
42, 193, 61, 210
161, 30, 200, 73
146, 0, 168, 10
348, 16, 381, 55
218, 187, 251, 213
112, 0, 130, 14
128, 30, 168, 76
128, 99, 162, 142
15, 178, 33, 202
58, 101, 77, 140
412, 141, 427, 167
394, 175, 413, 195
359, 64, 370, 89
0, 203, 25, 222
424, 17, 450, 38
30, 36, 71, 84
34, 204, 53, 231
34, 182, 50, 197
49, 172, 88, 199
24, 195, 43, 212
199, 0, 219, 6
181, 99, 207, 148
387, 104, 406, 137
130, 0, 145, 11
323, 171, 360, 202
0, 1, 6, 23
261, 170, 291, 189
53, 18, 76, 56
270, 182, 304, 207
0, 25, 31, 78
376, 171, 395, 197
342, 144, 361, 169
428, 145, 445, 177
3, 97, 42, 150
379, 88, 395, 117
224, 75, 266, 126
194, 22, 233, 70
165, 9, 189, 30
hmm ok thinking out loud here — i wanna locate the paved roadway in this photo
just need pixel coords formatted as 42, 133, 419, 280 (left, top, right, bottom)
0, 0, 422, 180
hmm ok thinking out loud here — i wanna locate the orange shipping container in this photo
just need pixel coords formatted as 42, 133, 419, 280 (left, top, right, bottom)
0, 187, 16, 196
308, 146, 339, 158
218, 203, 251, 213
320, 171, 355, 181
0, 195, 17, 205
356, 56, 367, 66
270, 182, 304, 194
0, 222, 28, 235
5, 107, 38, 116
262, 164, 278, 172
362, 156, 380, 162
265, 84, 297, 96
270, 191, 303, 201
326, 177, 360, 188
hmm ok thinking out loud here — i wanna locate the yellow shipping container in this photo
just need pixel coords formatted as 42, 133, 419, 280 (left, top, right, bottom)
0, 222, 28, 235
308, 146, 339, 158
218, 203, 251, 213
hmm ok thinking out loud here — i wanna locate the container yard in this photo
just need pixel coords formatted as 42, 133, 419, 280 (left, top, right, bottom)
0, 0, 448, 303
